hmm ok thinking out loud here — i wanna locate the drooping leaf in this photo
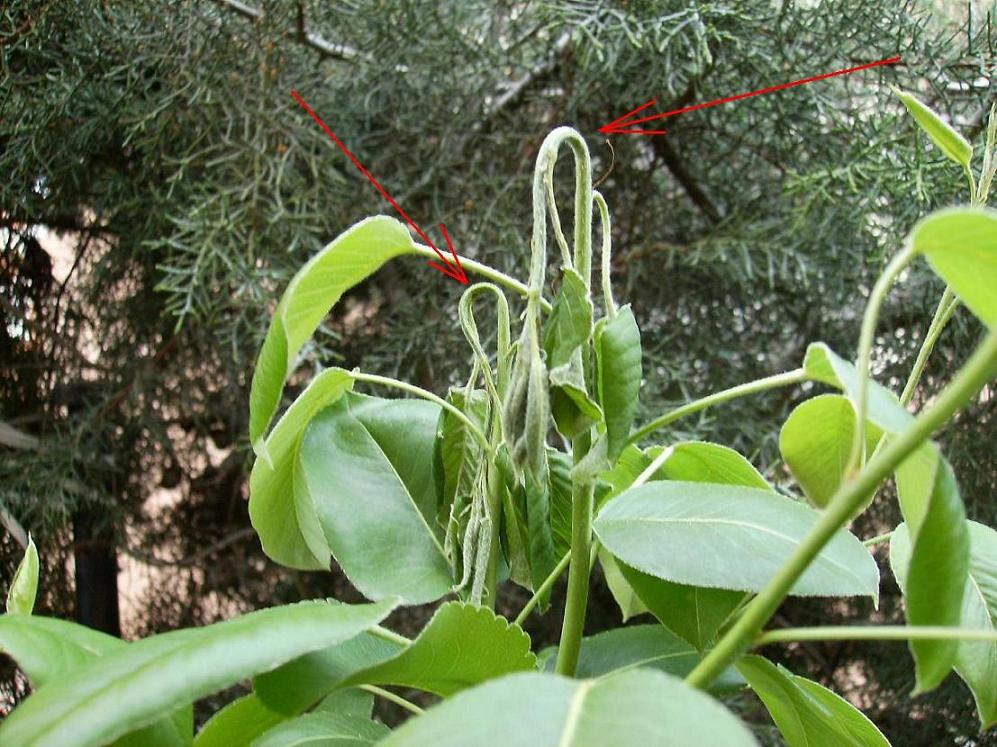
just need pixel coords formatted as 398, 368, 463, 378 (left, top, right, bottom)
895, 89, 973, 169
0, 599, 396, 747
297, 393, 452, 604
889, 455, 969, 692
249, 216, 414, 456
6, 534, 38, 615
249, 368, 354, 570
595, 304, 642, 463
439, 388, 489, 531
779, 394, 883, 509
539, 625, 744, 691
341, 602, 536, 695
738, 655, 890, 746
379, 670, 758, 746
911, 207, 997, 327
594, 481, 878, 599
252, 712, 389, 747
192, 694, 283, 747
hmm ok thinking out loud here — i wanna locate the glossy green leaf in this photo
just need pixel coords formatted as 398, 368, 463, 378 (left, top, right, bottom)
896, 89, 973, 169
341, 602, 536, 695
779, 394, 883, 509
254, 629, 403, 715
249, 216, 414, 456
598, 548, 648, 621
594, 481, 878, 599
297, 393, 451, 604
539, 625, 744, 691
595, 304, 642, 463
193, 695, 283, 747
252, 711, 389, 747
6, 534, 38, 615
0, 599, 396, 747
648, 441, 768, 488
249, 368, 354, 570
380, 670, 757, 746
911, 207, 997, 327
738, 655, 889, 746
889, 455, 969, 692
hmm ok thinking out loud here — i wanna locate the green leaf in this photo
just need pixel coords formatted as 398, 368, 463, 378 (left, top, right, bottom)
738, 655, 890, 746
379, 670, 757, 746
439, 388, 488, 531
598, 548, 648, 621
249, 216, 414, 456
6, 534, 38, 615
548, 448, 573, 558
0, 599, 397, 747
297, 393, 451, 604
595, 443, 650, 510
254, 630, 404, 716
193, 695, 283, 747
523, 462, 558, 606
595, 305, 642, 463
249, 368, 354, 570
911, 207, 997, 327
341, 602, 537, 695
539, 625, 744, 691
252, 712, 389, 747
314, 688, 375, 718
895, 89, 973, 169
0, 615, 192, 747
779, 394, 883, 509
953, 521, 997, 728
594, 481, 878, 599
647, 441, 768, 488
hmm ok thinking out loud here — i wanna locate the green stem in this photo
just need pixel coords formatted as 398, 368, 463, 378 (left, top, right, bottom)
593, 190, 617, 318
686, 326, 997, 690
628, 368, 806, 446
757, 626, 997, 646
847, 244, 917, 476
482, 420, 505, 610
409, 243, 552, 313
899, 287, 959, 406
556, 433, 595, 676
351, 371, 492, 453
515, 550, 571, 626
359, 685, 424, 715
862, 531, 893, 547
369, 625, 412, 647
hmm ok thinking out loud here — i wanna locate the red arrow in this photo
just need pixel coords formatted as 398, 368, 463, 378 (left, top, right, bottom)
291, 89, 468, 284
599, 56, 901, 136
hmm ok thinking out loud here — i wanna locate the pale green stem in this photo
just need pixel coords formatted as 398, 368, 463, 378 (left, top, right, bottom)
351, 371, 491, 453
556, 432, 595, 676
359, 685, 424, 715
846, 244, 916, 476
514, 550, 571, 626
862, 531, 893, 547
899, 287, 959, 406
458, 283, 511, 406
482, 418, 505, 610
593, 190, 617, 318
369, 625, 412, 647
686, 326, 997, 690
757, 626, 997, 646
628, 368, 806, 446
966, 165, 978, 206
409, 243, 551, 313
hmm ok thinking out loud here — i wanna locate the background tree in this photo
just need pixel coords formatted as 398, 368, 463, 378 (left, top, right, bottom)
1, 0, 993, 740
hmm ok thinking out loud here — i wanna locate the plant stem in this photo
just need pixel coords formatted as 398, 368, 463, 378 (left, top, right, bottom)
409, 243, 552, 313
594, 190, 617, 318
351, 371, 492, 453
514, 550, 571, 626
482, 422, 505, 610
899, 287, 959, 406
757, 626, 997, 646
628, 368, 806, 446
862, 531, 893, 547
555, 433, 595, 676
686, 326, 997, 690
847, 244, 916, 476
369, 624, 412, 647
359, 684, 424, 715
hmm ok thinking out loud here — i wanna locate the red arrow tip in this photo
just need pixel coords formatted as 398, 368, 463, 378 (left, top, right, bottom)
426, 224, 468, 285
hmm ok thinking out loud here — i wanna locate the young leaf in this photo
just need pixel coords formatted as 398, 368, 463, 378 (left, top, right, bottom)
297, 393, 452, 604
0, 599, 396, 747
779, 394, 883, 509
911, 207, 997, 327
737, 655, 889, 746
538, 625, 744, 691
249, 216, 414, 456
340, 602, 537, 695
890, 455, 969, 692
6, 534, 38, 615
249, 367, 354, 570
252, 712, 389, 747
594, 481, 878, 599
895, 89, 973, 169
439, 388, 489, 531
192, 694, 283, 747
595, 304, 642, 463
379, 670, 757, 746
